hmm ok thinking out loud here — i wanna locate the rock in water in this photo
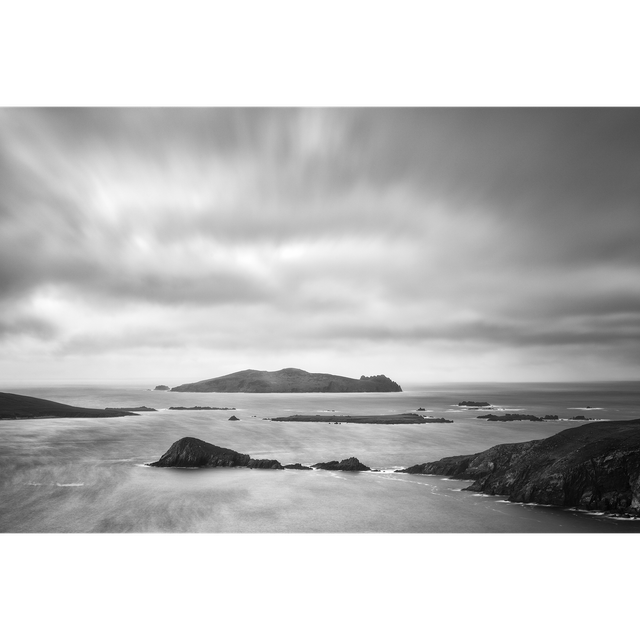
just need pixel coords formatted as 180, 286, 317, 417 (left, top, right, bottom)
283, 463, 313, 470
149, 437, 251, 468
313, 457, 371, 471
247, 459, 284, 469
154, 385, 170, 391
228, 415, 239, 421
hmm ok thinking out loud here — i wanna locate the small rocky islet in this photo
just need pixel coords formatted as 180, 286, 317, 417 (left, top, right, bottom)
147, 437, 368, 472
268, 413, 452, 424
148, 418, 640, 517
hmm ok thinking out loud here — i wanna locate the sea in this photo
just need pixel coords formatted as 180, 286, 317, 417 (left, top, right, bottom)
1, 380, 639, 533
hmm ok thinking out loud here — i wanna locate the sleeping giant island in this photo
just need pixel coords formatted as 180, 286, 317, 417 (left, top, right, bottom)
170, 368, 402, 393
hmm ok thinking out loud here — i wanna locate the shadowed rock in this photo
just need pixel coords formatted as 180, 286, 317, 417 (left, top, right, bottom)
284, 463, 313, 470
154, 385, 170, 391
149, 438, 251, 468
247, 459, 284, 469
397, 418, 640, 515
313, 457, 371, 471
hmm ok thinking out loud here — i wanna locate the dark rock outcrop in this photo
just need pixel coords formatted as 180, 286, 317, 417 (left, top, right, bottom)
284, 463, 313, 470
477, 413, 545, 422
154, 385, 170, 391
247, 459, 284, 469
458, 401, 491, 407
228, 415, 239, 421
149, 438, 251, 467
0, 392, 137, 420
397, 418, 640, 515
269, 413, 451, 424
148, 437, 285, 469
170, 368, 402, 393
313, 457, 371, 471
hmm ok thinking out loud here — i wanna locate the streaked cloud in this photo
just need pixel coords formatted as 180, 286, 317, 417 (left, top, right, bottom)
1, 107, 639, 382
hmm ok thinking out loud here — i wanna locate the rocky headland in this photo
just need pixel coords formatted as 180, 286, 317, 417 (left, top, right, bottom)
269, 413, 452, 424
170, 368, 402, 393
312, 457, 371, 471
397, 418, 640, 515
0, 392, 137, 420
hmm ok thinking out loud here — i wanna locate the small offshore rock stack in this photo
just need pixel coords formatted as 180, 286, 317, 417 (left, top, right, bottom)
154, 385, 170, 391
149, 438, 251, 468
313, 457, 371, 471
149, 439, 372, 471
148, 437, 283, 469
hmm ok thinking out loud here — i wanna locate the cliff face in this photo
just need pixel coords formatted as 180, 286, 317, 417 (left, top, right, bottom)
398, 419, 640, 515
170, 368, 402, 393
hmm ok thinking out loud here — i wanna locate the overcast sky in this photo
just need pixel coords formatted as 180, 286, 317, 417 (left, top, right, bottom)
1, 107, 638, 384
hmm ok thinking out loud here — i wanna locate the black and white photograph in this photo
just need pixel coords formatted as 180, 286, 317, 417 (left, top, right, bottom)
2, 106, 639, 534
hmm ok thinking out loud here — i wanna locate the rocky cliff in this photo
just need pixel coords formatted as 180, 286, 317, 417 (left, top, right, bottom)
397, 418, 640, 515
171, 368, 402, 393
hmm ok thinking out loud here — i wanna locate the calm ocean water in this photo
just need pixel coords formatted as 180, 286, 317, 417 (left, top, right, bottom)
1, 380, 639, 532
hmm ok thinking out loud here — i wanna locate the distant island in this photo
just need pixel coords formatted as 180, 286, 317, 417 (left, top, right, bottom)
105, 406, 157, 412
0, 392, 137, 420
476, 413, 562, 422
168, 406, 236, 411
269, 413, 452, 424
170, 368, 402, 393
397, 418, 640, 516
458, 401, 491, 407
477, 413, 546, 422
154, 385, 170, 391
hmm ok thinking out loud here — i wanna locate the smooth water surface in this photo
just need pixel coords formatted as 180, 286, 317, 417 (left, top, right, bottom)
1, 381, 638, 532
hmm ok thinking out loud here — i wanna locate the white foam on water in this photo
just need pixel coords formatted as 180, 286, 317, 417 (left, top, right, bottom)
56, 483, 84, 487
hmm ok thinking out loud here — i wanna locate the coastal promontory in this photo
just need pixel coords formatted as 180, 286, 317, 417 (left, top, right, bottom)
397, 418, 640, 515
149, 438, 251, 467
0, 392, 137, 420
170, 368, 402, 393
